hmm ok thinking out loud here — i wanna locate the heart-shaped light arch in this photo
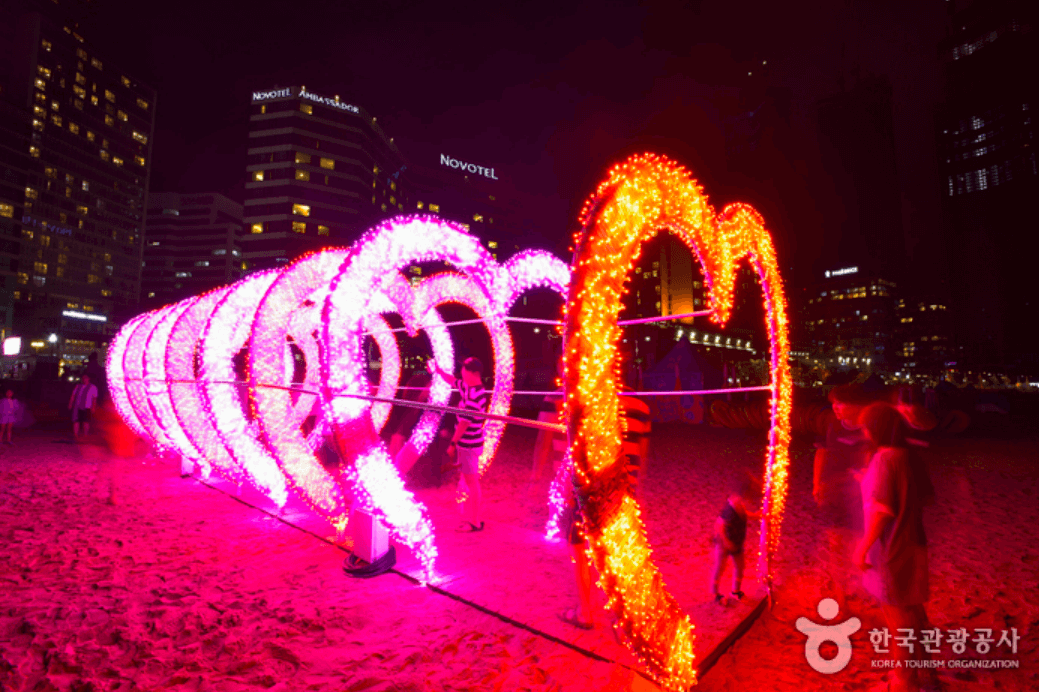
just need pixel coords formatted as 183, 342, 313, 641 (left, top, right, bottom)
562, 153, 791, 690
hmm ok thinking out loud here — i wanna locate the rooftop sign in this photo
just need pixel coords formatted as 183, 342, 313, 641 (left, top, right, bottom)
825, 266, 858, 278
440, 154, 499, 181
251, 86, 359, 114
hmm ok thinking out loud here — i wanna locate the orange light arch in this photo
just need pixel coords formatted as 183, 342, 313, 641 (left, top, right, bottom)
563, 154, 792, 690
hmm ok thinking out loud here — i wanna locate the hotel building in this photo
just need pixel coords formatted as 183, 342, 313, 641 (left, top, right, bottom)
0, 2, 155, 374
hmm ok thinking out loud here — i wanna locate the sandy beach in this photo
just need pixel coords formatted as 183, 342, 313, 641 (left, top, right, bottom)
1, 420, 1035, 691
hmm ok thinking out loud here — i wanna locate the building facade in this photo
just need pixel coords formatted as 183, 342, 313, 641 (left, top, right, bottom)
142, 193, 244, 310
0, 3, 154, 376
803, 266, 899, 375
936, 0, 1038, 376
243, 86, 407, 272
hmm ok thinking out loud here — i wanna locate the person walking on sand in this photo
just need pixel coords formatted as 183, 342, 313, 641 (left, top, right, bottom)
854, 402, 938, 692
429, 357, 488, 532
69, 374, 99, 439
711, 472, 760, 605
0, 388, 21, 445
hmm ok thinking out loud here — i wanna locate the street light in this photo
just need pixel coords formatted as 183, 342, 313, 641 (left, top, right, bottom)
47, 333, 58, 343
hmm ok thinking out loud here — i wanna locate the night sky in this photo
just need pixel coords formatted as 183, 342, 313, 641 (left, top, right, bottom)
73, 0, 952, 291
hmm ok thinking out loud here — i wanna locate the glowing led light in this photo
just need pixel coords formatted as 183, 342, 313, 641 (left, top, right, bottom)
167, 284, 243, 485
559, 154, 791, 691
143, 298, 211, 478
107, 312, 152, 440
124, 305, 181, 452
199, 269, 289, 507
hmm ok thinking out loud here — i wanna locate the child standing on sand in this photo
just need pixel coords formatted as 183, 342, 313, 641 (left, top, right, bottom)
711, 473, 761, 605
0, 389, 20, 444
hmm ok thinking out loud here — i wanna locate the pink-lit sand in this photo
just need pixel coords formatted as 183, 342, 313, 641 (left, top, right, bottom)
1, 422, 1035, 691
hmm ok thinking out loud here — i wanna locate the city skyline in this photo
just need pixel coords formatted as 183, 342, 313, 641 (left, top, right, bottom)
71, 0, 955, 291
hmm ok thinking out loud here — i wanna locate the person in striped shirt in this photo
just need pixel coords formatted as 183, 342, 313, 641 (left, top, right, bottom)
429, 356, 489, 532
559, 390, 652, 630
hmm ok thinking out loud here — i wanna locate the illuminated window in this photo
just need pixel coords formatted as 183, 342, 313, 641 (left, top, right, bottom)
473, 213, 484, 222
101, 289, 111, 297
381, 203, 387, 212
428, 203, 440, 213
77, 205, 88, 216
112, 156, 123, 167
104, 90, 115, 102
194, 260, 210, 267
0, 204, 12, 218
135, 155, 145, 166
25, 188, 38, 200
73, 84, 86, 98
51, 114, 62, 127
42, 39, 52, 51
389, 196, 396, 205
17, 273, 28, 285
295, 152, 311, 164
390, 181, 396, 191
35, 78, 46, 90
260, 105, 266, 114
416, 201, 424, 210
300, 103, 313, 115
76, 48, 87, 60
117, 110, 127, 122
75, 72, 86, 85
132, 131, 147, 144
37, 66, 51, 79
86, 130, 95, 142
292, 221, 306, 233
90, 94, 98, 106
317, 225, 329, 236
292, 204, 310, 216
295, 169, 310, 181
488, 241, 498, 249
33, 105, 45, 118
29, 146, 40, 158
58, 254, 67, 264
32, 119, 43, 132
56, 266, 65, 278
100, 150, 109, 161
81, 181, 89, 191
34, 262, 47, 275
319, 157, 334, 170
69, 122, 80, 135
251, 223, 263, 234
136, 98, 149, 110
253, 170, 264, 182
104, 114, 114, 127
121, 76, 130, 87
91, 57, 102, 69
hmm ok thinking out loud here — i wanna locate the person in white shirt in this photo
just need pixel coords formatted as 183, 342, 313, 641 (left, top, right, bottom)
69, 374, 99, 438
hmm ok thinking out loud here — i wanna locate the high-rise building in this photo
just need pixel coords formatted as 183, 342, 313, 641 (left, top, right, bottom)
243, 85, 406, 272
936, 0, 1038, 375
803, 265, 899, 375
816, 74, 906, 282
0, 2, 154, 375
142, 193, 244, 310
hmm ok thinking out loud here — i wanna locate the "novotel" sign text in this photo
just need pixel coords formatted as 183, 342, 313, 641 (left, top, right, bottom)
251, 87, 359, 114
440, 154, 499, 181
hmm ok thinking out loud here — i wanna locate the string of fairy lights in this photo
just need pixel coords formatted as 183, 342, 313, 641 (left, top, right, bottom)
557, 154, 791, 690
108, 157, 791, 689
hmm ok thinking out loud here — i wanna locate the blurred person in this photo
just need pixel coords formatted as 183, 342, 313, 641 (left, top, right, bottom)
68, 374, 99, 439
558, 390, 650, 630
0, 388, 21, 445
711, 472, 760, 604
854, 402, 937, 692
388, 370, 432, 475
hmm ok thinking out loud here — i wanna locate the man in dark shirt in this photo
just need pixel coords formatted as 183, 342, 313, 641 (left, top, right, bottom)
430, 357, 488, 532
